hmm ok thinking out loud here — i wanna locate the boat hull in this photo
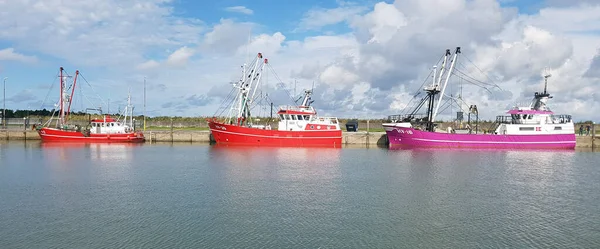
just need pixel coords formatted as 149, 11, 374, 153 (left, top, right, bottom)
208, 121, 342, 147
384, 125, 576, 149
37, 127, 145, 143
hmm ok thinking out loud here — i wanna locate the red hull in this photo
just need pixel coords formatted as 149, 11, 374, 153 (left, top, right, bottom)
37, 127, 145, 143
208, 121, 342, 147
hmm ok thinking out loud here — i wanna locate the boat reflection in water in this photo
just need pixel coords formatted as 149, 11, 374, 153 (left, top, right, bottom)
40, 142, 143, 163
209, 143, 342, 179
208, 144, 343, 212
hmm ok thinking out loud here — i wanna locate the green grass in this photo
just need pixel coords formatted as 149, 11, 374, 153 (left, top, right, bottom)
141, 126, 386, 133
143, 126, 209, 131
360, 128, 386, 132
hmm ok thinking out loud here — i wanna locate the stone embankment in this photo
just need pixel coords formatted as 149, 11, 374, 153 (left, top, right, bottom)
2, 130, 598, 149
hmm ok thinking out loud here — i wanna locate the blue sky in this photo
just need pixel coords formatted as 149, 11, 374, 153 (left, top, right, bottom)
1, 0, 599, 121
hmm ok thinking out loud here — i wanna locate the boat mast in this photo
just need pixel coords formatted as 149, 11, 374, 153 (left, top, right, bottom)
422, 50, 450, 131
543, 73, 551, 96
249, 58, 267, 109
228, 53, 267, 126
432, 47, 460, 123
533, 74, 552, 110
436, 50, 450, 87
244, 56, 268, 125
59, 67, 64, 127
129, 92, 133, 128
65, 70, 79, 123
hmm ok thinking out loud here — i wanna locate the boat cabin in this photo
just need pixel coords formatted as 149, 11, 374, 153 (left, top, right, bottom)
276, 105, 340, 131
89, 115, 134, 134
494, 107, 574, 135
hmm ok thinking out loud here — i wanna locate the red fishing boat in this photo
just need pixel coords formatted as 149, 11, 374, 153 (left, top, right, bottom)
208, 53, 342, 147
37, 67, 144, 143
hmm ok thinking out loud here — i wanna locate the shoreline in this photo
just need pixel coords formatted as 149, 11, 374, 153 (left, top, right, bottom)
1, 130, 598, 148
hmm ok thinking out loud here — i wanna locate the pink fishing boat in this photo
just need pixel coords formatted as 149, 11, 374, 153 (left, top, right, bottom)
382, 47, 576, 149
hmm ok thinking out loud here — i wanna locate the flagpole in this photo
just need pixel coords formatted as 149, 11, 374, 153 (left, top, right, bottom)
143, 76, 146, 132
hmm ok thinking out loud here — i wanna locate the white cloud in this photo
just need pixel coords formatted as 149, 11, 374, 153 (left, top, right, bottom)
297, 3, 367, 31
1, 0, 600, 121
166, 46, 195, 67
224, 6, 254, 15
0, 0, 204, 68
136, 60, 160, 71
352, 2, 407, 44
202, 19, 253, 55
0, 48, 37, 63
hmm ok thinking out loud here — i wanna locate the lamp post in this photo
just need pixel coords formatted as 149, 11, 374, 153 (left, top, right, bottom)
3, 77, 7, 130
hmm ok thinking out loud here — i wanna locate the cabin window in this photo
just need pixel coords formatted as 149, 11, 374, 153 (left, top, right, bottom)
111, 123, 114, 127
92, 123, 96, 127
522, 114, 528, 119
117, 123, 121, 126
529, 115, 533, 119
303, 115, 310, 120
291, 115, 296, 120
519, 127, 534, 131
101, 123, 105, 127
279, 114, 284, 120
554, 126, 562, 130
297, 115, 303, 120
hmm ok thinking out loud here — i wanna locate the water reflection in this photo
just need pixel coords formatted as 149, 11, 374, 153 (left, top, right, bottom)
209, 144, 342, 171
40, 142, 142, 164
207, 144, 344, 227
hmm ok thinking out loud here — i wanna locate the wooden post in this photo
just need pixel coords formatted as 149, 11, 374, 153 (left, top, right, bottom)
366, 119, 370, 145
593, 122, 596, 151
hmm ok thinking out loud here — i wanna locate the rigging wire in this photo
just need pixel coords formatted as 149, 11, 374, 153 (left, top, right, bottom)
462, 54, 502, 90
78, 73, 106, 110
267, 64, 297, 104
213, 86, 237, 117
40, 71, 59, 109
452, 71, 494, 94
453, 65, 498, 89
399, 53, 447, 117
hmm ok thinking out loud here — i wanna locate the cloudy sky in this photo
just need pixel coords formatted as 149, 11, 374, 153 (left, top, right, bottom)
0, 0, 599, 121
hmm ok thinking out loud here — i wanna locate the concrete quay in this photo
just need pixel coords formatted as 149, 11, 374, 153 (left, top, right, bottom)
144, 130, 389, 146
2, 130, 599, 149
0, 129, 389, 146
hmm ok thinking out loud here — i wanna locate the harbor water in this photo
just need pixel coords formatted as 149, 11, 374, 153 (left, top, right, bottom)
1, 141, 599, 248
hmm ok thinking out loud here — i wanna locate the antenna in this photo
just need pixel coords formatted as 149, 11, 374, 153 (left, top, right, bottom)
245, 27, 252, 66
543, 73, 551, 95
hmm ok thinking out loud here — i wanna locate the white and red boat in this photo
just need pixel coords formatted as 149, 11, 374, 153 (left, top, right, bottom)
208, 53, 342, 147
382, 47, 575, 149
37, 67, 144, 143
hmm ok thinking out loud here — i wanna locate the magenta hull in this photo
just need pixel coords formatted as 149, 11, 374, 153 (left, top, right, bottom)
385, 126, 576, 149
